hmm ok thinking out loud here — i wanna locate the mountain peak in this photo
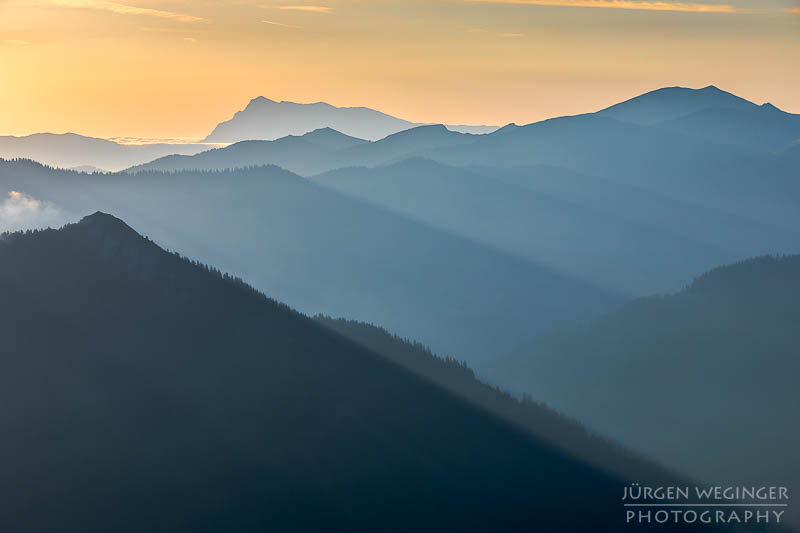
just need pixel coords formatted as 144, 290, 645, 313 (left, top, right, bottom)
248, 96, 277, 105
78, 210, 128, 227
300, 127, 368, 149
381, 124, 451, 140
596, 84, 757, 125
74, 211, 142, 242
302, 126, 351, 139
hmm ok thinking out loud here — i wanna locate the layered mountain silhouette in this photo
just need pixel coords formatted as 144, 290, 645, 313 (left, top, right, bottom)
313, 158, 799, 296
130, 86, 799, 230
424, 114, 799, 230
129, 127, 368, 175
1, 159, 620, 363
0, 212, 694, 532
6, 85, 799, 362
8, 85, 798, 176
657, 103, 800, 152
596, 85, 757, 125
596, 85, 800, 151
204, 96, 497, 142
132, 124, 477, 175
0, 132, 210, 172
484, 254, 800, 526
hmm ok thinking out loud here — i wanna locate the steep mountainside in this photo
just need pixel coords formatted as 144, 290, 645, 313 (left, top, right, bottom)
314, 315, 673, 482
485, 254, 800, 517
0, 213, 690, 532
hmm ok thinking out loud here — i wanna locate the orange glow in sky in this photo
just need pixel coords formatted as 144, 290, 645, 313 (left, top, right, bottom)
1, 0, 798, 138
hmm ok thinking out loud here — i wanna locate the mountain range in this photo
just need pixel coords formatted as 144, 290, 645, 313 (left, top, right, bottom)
131, 124, 477, 176
0, 159, 620, 363
0, 133, 210, 172
483, 254, 800, 525
0, 212, 695, 532
4, 85, 799, 364
204, 96, 498, 142
2, 84, 799, 530
131, 86, 800, 229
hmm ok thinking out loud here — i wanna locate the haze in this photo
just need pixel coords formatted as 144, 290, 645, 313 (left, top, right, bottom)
1, 0, 798, 139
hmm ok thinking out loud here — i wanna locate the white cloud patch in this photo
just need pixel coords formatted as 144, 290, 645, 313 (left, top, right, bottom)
0, 191, 70, 233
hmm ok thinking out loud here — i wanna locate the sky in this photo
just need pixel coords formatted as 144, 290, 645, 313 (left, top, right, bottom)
1, 0, 799, 139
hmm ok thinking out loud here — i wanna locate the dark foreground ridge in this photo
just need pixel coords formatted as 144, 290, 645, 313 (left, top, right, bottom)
0, 212, 716, 532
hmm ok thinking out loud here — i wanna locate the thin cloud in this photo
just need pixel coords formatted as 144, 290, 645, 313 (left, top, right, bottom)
469, 0, 748, 14
263, 19, 302, 28
0, 191, 69, 233
45, 0, 205, 22
786, 7, 800, 14
277, 5, 333, 13
4, 39, 32, 45
502, 32, 524, 37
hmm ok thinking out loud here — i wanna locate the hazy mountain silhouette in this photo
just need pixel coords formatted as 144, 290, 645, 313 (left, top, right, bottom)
484, 254, 800, 525
0, 159, 620, 363
129, 87, 800, 233
0, 212, 700, 532
131, 125, 479, 176
0, 132, 210, 171
314, 158, 800, 295
656, 103, 800, 152
425, 114, 800, 231
204, 96, 497, 142
128, 128, 368, 175
128, 88, 798, 229
596, 85, 757, 125
336, 124, 477, 166
313, 315, 682, 483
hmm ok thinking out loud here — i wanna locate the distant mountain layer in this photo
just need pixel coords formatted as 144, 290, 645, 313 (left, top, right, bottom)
596, 85, 800, 151
312, 158, 800, 296
0, 213, 688, 532
423, 113, 799, 230
656, 103, 800, 152
204, 96, 498, 142
0, 133, 211, 172
9, 85, 798, 174
1, 159, 620, 364
596, 85, 757, 125
131, 124, 478, 176
484, 254, 800, 513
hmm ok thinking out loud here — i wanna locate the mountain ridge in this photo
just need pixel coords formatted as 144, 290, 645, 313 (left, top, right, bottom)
0, 211, 699, 532
484, 252, 800, 527
203, 96, 498, 142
